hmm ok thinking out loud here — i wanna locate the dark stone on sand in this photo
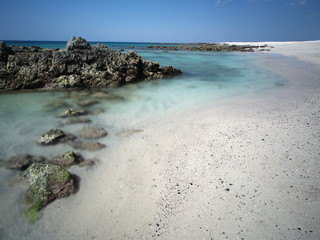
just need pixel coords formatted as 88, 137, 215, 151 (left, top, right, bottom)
5, 154, 46, 170
19, 162, 77, 223
68, 140, 106, 151
79, 126, 108, 139
0, 37, 181, 90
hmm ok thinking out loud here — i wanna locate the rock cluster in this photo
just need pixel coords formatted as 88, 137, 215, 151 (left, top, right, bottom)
0, 37, 182, 90
147, 43, 269, 52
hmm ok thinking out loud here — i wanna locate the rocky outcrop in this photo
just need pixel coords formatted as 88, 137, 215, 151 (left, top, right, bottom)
0, 37, 182, 90
147, 43, 268, 52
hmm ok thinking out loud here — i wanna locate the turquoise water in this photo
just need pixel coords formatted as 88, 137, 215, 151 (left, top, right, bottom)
3, 40, 175, 51
0, 41, 286, 239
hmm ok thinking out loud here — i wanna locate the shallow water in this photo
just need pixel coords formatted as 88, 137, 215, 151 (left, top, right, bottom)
0, 43, 286, 239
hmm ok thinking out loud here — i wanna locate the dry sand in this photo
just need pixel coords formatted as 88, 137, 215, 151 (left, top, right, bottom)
27, 41, 320, 240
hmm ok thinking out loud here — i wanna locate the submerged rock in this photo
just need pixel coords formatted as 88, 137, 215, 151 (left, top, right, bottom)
77, 99, 99, 107
65, 117, 92, 125
38, 129, 65, 145
0, 37, 182, 90
38, 129, 75, 145
20, 162, 77, 223
5, 154, 46, 170
91, 92, 123, 100
57, 108, 87, 118
68, 141, 106, 151
89, 109, 105, 115
49, 151, 95, 168
49, 151, 81, 168
78, 159, 95, 167
44, 100, 70, 108
79, 126, 108, 139
116, 129, 143, 137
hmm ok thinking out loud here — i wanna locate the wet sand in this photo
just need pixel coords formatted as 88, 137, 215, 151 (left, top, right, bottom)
13, 41, 320, 240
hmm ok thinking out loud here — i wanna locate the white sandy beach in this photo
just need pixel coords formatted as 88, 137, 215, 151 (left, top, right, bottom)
22, 41, 320, 240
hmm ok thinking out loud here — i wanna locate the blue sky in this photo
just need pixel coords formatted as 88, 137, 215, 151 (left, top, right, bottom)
1, 0, 319, 42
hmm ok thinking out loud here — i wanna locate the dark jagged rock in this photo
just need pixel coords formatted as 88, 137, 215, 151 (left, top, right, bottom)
147, 43, 267, 52
0, 37, 182, 90
4, 154, 46, 170
66, 36, 91, 51
19, 162, 77, 223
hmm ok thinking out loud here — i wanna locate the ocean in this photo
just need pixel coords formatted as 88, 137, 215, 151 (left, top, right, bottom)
0, 41, 286, 239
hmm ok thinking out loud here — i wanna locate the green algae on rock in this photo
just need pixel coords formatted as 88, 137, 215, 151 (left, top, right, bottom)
20, 162, 77, 223
49, 151, 81, 168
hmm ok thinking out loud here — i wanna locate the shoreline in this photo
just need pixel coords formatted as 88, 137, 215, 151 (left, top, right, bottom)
1, 41, 320, 239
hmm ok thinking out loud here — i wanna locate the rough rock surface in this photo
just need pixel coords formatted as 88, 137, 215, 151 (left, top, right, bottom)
49, 151, 82, 168
0, 37, 182, 90
57, 108, 87, 118
38, 129, 75, 145
20, 162, 76, 223
147, 43, 268, 52
4, 154, 45, 170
